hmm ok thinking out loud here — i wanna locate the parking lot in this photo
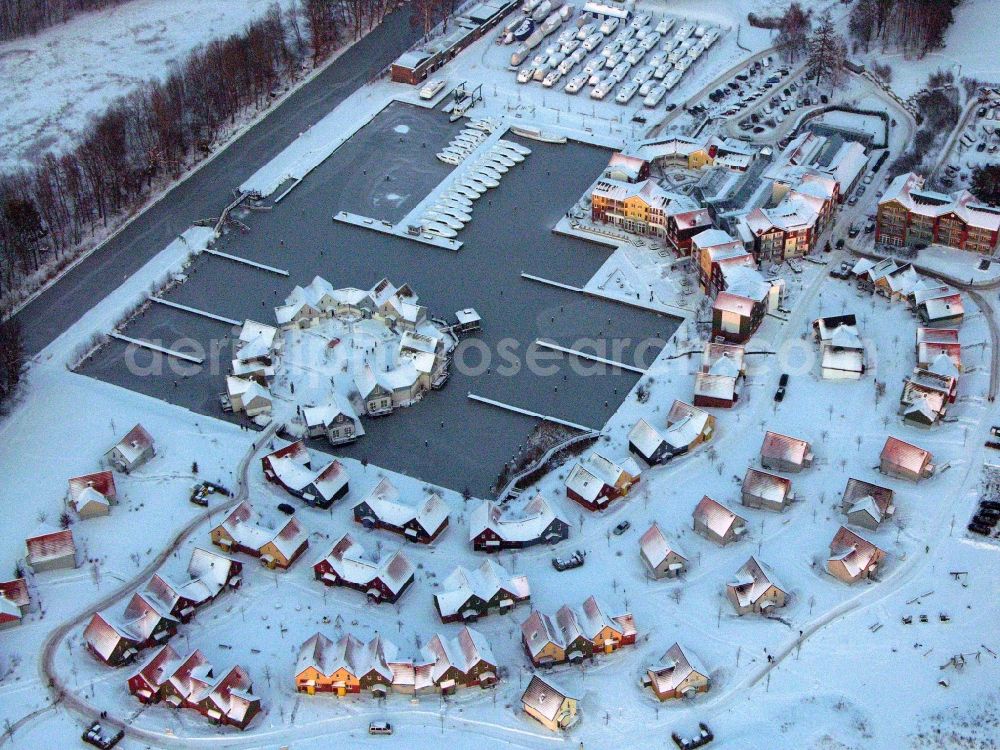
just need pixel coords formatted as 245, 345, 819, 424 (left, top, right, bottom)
499, 7, 724, 120
79, 102, 679, 496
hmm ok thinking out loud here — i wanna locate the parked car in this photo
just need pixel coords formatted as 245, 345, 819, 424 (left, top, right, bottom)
83, 723, 124, 750
552, 550, 586, 571
369, 721, 393, 736
848, 224, 861, 238
419, 79, 446, 100
774, 386, 786, 402
835, 238, 846, 249
613, 520, 631, 536
277, 502, 296, 515
779, 373, 789, 387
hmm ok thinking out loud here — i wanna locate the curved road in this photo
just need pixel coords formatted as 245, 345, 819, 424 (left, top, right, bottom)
32, 423, 278, 748
14, 5, 422, 356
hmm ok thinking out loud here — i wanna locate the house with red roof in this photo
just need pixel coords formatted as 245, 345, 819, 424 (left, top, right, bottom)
25, 528, 77, 572
67, 470, 117, 519
353, 478, 450, 544
644, 643, 710, 701
726, 557, 788, 615
692, 496, 747, 546
759, 432, 813, 473
261, 441, 349, 509
84, 592, 178, 666
313, 534, 415, 604
129, 645, 261, 729
0, 579, 29, 629
105, 424, 155, 473
210, 501, 309, 569
827, 527, 886, 584
564, 452, 641, 511
639, 523, 688, 579
841, 478, 895, 530
880, 437, 934, 482
741, 468, 794, 512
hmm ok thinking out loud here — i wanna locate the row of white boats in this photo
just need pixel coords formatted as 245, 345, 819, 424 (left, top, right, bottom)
435, 118, 501, 166
421, 135, 531, 240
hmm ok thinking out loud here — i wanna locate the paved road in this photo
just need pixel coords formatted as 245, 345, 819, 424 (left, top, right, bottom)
36, 423, 278, 749
15, 6, 422, 356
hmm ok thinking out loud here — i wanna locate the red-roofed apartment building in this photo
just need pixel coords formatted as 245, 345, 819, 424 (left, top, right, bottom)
877, 172, 1000, 253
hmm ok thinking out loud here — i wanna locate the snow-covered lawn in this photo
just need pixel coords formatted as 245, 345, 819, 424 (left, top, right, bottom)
0, 0, 295, 171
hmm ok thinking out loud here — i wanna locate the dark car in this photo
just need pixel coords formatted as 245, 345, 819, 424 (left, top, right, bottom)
774, 386, 786, 402
977, 142, 987, 152
779, 373, 789, 387
552, 550, 586, 571
277, 502, 296, 515
613, 520, 631, 535
820, 94, 829, 103
835, 238, 846, 249
753, 126, 766, 134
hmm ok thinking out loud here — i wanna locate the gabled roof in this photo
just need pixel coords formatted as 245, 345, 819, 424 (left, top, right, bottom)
713, 291, 756, 317
628, 418, 666, 458
639, 522, 687, 569
521, 611, 565, 658
742, 468, 792, 503
880, 436, 931, 475
694, 372, 738, 401
727, 556, 785, 607
316, 533, 414, 596
130, 644, 182, 690
565, 452, 634, 502
693, 496, 745, 538
356, 479, 450, 536
435, 559, 530, 619
760, 431, 811, 467
828, 526, 884, 578
469, 494, 566, 543
425, 626, 495, 680
217, 501, 308, 559
25, 528, 76, 563
842, 478, 894, 522
0, 579, 29, 609
110, 424, 154, 464
648, 643, 708, 694
296, 632, 393, 684
522, 673, 576, 721
68, 471, 117, 509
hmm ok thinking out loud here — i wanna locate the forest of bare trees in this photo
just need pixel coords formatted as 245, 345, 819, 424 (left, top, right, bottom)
849, 0, 959, 57
0, 0, 131, 41
0, 0, 397, 312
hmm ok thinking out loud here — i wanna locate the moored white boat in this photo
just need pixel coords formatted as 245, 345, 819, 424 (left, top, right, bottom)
433, 204, 472, 222
424, 211, 464, 229
422, 221, 458, 238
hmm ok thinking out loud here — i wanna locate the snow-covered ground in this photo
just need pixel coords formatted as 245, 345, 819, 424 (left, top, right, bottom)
869, 0, 1000, 102
0, 0, 295, 171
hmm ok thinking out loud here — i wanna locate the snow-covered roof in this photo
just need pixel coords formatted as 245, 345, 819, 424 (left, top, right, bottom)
435, 559, 530, 619
302, 395, 356, 429
694, 372, 738, 401
357, 479, 450, 536
521, 673, 576, 721
742, 468, 791, 504
828, 526, 883, 578
693, 496, 745, 538
67, 470, 117, 510
648, 642, 708, 694
565, 452, 634, 502
880, 171, 1000, 232
665, 401, 712, 449
109, 424, 154, 464
425, 626, 495, 680
469, 494, 565, 543
217, 501, 307, 559
316, 533, 414, 596
521, 610, 565, 657
25, 528, 76, 563
760, 432, 811, 467
713, 290, 757, 317
628, 418, 666, 459
727, 557, 785, 607
0, 579, 29, 609
842, 478, 894, 519
639, 522, 687, 569
880, 436, 931, 475
296, 632, 394, 684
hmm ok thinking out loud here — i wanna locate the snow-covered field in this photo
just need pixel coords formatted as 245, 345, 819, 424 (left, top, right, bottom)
0, 0, 295, 171
869, 0, 1000, 102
